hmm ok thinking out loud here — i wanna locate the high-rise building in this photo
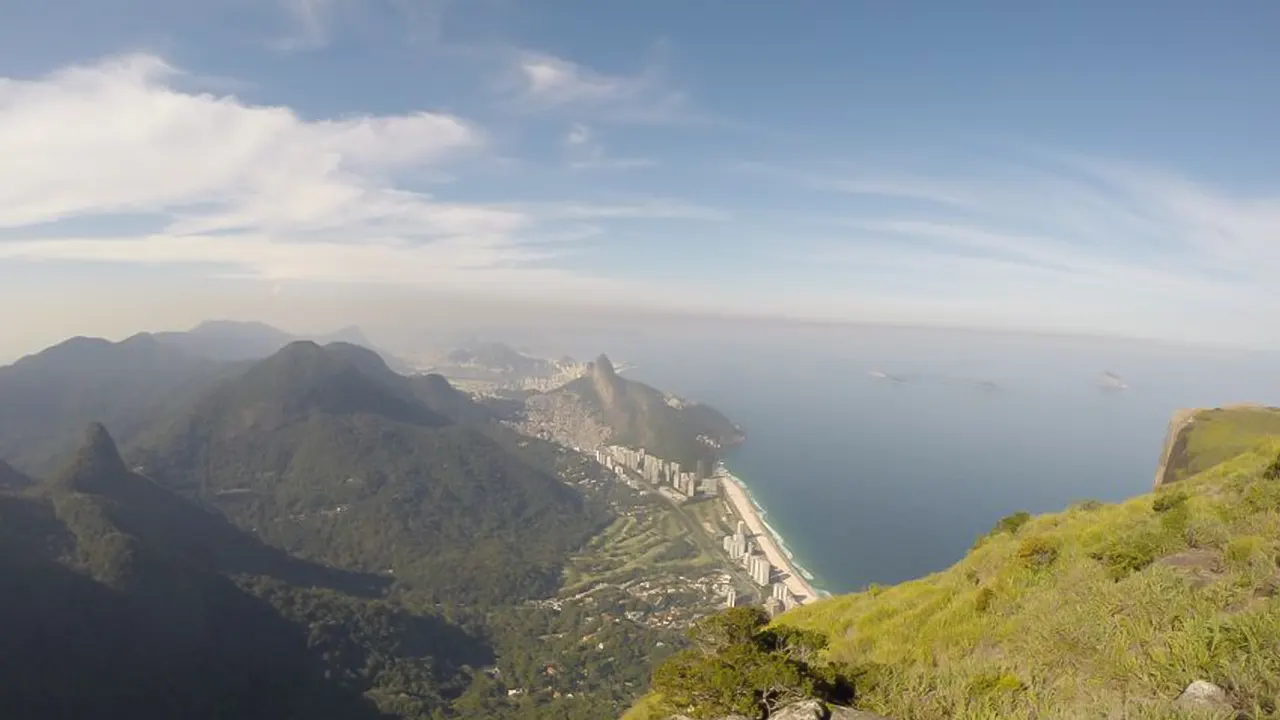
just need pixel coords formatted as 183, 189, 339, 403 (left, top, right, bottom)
696, 459, 708, 480
736, 520, 746, 536
726, 588, 737, 609
765, 597, 784, 617
700, 476, 719, 496
772, 582, 789, 602
750, 557, 771, 586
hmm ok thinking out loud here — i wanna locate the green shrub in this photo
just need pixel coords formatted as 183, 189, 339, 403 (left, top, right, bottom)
974, 511, 1034, 549
1242, 481, 1280, 514
1226, 535, 1264, 570
1071, 499, 1103, 512
994, 511, 1032, 536
1015, 536, 1059, 569
1263, 452, 1280, 481
1159, 501, 1192, 535
974, 587, 996, 613
967, 671, 1026, 698
1152, 490, 1188, 513
1091, 531, 1162, 580
650, 607, 855, 719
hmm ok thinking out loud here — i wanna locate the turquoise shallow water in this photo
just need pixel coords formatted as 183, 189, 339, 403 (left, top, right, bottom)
550, 326, 1280, 593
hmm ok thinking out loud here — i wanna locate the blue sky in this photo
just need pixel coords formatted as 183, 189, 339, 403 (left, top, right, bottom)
1, 0, 1278, 352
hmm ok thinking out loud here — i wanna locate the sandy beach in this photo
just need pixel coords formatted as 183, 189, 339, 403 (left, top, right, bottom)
721, 473, 820, 605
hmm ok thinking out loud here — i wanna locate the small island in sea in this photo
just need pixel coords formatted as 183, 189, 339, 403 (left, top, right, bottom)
1099, 371, 1129, 391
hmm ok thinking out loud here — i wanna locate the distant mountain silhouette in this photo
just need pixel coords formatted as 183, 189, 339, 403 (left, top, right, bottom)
444, 341, 552, 375
153, 320, 398, 365
153, 320, 296, 362
0, 457, 31, 490
0, 333, 232, 475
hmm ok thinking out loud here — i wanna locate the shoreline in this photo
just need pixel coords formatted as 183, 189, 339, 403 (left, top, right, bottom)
719, 471, 822, 605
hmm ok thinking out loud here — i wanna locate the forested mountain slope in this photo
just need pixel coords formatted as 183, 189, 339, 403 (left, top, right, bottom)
135, 341, 607, 604
0, 425, 395, 720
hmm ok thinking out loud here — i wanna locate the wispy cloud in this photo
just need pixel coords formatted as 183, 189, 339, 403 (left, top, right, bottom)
562, 123, 656, 170
779, 157, 1280, 342
508, 50, 695, 124
523, 198, 729, 222
0, 53, 633, 292
271, 0, 338, 51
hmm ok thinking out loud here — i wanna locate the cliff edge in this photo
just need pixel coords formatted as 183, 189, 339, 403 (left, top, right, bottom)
1154, 404, 1280, 488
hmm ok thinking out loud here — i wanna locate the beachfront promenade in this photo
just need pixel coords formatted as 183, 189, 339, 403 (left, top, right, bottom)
720, 474, 819, 605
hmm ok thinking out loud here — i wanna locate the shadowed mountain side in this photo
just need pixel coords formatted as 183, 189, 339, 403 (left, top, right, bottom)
49, 424, 385, 596
134, 342, 606, 605
0, 457, 32, 490
0, 428, 395, 720
0, 333, 234, 475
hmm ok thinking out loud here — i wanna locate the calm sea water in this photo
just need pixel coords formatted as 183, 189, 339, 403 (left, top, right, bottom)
539, 325, 1280, 593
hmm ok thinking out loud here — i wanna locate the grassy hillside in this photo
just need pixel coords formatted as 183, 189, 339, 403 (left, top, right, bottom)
628, 408, 1280, 719
1160, 405, 1280, 486
779, 437, 1280, 718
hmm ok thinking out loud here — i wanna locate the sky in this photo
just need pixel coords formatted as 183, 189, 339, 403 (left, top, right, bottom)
1, 0, 1278, 358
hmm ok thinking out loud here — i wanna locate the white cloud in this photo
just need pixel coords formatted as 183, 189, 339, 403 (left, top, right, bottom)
564, 122, 592, 147
795, 159, 1280, 344
0, 53, 623, 291
511, 51, 691, 123
561, 122, 656, 171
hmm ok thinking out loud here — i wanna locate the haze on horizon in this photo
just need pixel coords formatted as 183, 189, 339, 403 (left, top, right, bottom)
2, 1, 1278, 361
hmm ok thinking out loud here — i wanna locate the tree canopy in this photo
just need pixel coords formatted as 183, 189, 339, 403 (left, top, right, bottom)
650, 607, 855, 719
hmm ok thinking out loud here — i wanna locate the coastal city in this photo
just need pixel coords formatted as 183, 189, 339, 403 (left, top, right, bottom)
593, 443, 817, 615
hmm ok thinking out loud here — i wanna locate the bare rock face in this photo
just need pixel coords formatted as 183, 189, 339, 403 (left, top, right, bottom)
828, 707, 895, 719
1172, 680, 1232, 714
772, 700, 828, 719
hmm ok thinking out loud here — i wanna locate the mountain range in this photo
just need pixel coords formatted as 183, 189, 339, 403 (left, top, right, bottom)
0, 328, 646, 718
0, 326, 752, 719
0, 322, 398, 476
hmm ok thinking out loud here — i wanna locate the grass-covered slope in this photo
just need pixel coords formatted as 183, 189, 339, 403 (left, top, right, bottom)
778, 431, 1280, 719
1159, 405, 1280, 486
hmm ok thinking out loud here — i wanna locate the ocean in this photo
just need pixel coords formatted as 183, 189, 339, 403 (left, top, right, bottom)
541, 324, 1280, 594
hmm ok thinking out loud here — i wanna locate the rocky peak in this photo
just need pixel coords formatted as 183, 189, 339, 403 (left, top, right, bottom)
0, 457, 32, 490
51, 423, 130, 493
592, 353, 618, 380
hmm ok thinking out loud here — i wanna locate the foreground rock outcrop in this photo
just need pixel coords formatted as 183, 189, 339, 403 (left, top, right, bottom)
670, 699, 892, 720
